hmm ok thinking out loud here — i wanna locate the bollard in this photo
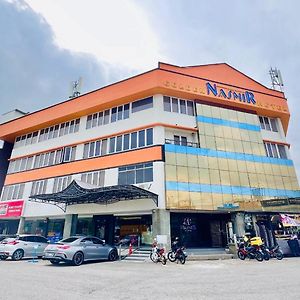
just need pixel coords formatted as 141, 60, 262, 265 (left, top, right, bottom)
119, 243, 122, 261
28, 245, 39, 263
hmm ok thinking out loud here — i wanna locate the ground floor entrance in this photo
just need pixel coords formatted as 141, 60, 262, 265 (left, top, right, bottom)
170, 213, 231, 248
75, 214, 153, 246
0, 219, 19, 235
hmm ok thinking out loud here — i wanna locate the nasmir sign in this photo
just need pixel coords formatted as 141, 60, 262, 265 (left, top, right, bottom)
206, 82, 256, 105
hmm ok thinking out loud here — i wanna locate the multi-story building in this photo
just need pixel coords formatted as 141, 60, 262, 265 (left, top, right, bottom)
0, 62, 299, 248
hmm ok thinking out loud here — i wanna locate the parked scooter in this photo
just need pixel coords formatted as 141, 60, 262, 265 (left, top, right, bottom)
150, 242, 167, 265
237, 239, 264, 262
167, 238, 187, 264
260, 244, 284, 260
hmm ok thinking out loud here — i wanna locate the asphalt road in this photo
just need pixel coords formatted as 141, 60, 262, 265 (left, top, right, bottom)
0, 257, 299, 300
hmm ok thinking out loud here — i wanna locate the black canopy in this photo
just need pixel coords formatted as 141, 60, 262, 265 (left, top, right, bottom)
29, 180, 158, 212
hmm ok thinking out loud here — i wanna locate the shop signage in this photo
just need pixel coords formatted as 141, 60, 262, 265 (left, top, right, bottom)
0, 200, 24, 218
206, 82, 256, 104
217, 203, 239, 210
261, 199, 288, 207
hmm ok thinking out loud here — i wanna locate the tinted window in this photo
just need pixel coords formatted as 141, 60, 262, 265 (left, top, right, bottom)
36, 236, 48, 243
163, 96, 171, 112
91, 237, 104, 245
132, 97, 153, 113
61, 237, 79, 243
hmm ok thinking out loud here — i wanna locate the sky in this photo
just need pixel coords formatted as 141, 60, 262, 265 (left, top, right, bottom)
1, 0, 300, 179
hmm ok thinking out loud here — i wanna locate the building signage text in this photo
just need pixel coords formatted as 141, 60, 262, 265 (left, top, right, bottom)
0, 200, 24, 218
206, 82, 256, 104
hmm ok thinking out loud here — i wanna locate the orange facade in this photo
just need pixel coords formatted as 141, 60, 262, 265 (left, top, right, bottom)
0, 62, 290, 142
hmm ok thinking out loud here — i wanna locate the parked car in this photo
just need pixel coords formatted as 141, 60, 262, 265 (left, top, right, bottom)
43, 236, 118, 266
0, 235, 16, 243
0, 235, 49, 260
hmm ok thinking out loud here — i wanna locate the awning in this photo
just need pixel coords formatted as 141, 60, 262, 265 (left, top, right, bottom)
29, 180, 158, 212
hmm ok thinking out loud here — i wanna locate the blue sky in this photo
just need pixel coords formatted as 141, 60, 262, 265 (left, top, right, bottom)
1, 0, 299, 179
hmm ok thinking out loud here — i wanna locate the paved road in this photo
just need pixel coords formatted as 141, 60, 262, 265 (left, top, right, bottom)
0, 258, 299, 300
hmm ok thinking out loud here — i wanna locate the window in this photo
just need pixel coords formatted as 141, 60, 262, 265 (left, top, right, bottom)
187, 101, 194, 116
116, 136, 122, 152
111, 107, 117, 123
146, 128, 153, 146
180, 99, 186, 114
131, 132, 137, 149
132, 97, 153, 113
63, 146, 76, 162
1, 183, 25, 201
53, 176, 72, 193
264, 142, 288, 159
174, 135, 187, 146
259, 116, 278, 132
31, 180, 48, 196
138, 130, 145, 147
86, 104, 130, 130
81, 170, 105, 187
277, 145, 287, 159
163, 96, 171, 112
109, 137, 116, 153
123, 134, 130, 150
118, 163, 153, 185
164, 96, 194, 116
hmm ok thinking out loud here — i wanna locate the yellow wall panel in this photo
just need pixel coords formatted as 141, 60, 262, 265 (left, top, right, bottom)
177, 166, 189, 182
199, 168, 210, 184
165, 164, 177, 181
176, 153, 188, 166
165, 152, 176, 165
188, 167, 200, 183
208, 156, 219, 169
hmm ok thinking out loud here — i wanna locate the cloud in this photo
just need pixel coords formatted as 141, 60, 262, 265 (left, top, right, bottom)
24, 0, 166, 71
0, 0, 129, 113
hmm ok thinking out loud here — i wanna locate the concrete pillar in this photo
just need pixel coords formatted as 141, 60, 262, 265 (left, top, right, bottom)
17, 217, 25, 234
152, 209, 171, 248
63, 214, 78, 238
232, 212, 245, 238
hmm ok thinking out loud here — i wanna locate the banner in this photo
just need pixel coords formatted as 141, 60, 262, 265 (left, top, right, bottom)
0, 200, 24, 218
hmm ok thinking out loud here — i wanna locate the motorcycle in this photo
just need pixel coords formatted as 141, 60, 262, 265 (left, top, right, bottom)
150, 245, 167, 265
261, 244, 284, 260
237, 240, 264, 262
167, 245, 187, 264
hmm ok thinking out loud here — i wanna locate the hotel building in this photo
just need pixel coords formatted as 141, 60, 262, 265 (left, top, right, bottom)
0, 62, 299, 248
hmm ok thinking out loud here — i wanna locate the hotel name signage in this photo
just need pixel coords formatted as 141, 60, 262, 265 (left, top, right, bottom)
163, 79, 288, 113
206, 82, 256, 105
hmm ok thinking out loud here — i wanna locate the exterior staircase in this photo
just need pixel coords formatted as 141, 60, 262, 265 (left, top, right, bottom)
121, 247, 151, 262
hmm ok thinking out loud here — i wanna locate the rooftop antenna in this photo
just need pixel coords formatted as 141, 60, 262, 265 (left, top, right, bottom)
69, 77, 82, 98
269, 67, 284, 92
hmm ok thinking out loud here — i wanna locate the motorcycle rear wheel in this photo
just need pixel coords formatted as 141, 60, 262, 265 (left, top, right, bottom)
161, 256, 167, 265
275, 251, 284, 260
263, 251, 270, 261
179, 255, 186, 264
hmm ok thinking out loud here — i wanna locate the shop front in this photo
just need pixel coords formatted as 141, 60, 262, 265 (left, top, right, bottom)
0, 200, 24, 235
75, 214, 153, 246
29, 180, 158, 244
23, 218, 65, 243
170, 212, 231, 248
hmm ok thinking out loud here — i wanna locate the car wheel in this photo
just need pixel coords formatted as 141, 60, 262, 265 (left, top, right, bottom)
108, 250, 118, 261
50, 260, 60, 265
72, 252, 84, 266
12, 249, 24, 261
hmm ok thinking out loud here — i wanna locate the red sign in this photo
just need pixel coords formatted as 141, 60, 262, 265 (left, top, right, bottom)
0, 200, 24, 218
